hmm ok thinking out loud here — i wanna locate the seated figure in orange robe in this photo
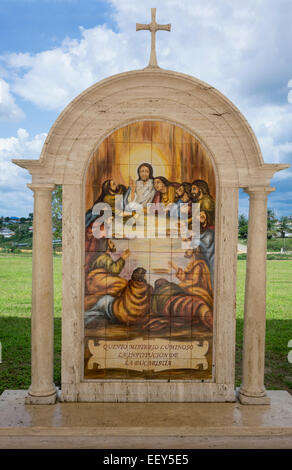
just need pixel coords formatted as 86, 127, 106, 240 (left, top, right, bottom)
85, 267, 152, 327
85, 239, 129, 311
112, 267, 153, 325
144, 248, 213, 332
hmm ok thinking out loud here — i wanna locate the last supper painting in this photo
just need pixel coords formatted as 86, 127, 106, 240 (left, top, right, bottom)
84, 121, 216, 381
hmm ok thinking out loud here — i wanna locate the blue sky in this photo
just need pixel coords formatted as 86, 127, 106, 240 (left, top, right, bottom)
0, 0, 291, 217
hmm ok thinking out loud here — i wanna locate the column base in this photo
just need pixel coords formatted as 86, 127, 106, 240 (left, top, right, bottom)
237, 387, 271, 405
25, 387, 57, 405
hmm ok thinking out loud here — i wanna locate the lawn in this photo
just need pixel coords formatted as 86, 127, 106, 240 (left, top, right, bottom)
236, 260, 292, 392
0, 254, 291, 394
0, 254, 62, 393
238, 237, 292, 252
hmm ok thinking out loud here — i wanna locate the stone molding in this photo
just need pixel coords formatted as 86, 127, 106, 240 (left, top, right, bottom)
12, 69, 289, 187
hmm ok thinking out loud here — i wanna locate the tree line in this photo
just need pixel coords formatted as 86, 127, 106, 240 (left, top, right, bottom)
238, 209, 292, 239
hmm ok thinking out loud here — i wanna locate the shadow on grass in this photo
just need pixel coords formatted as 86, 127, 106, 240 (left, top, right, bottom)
0, 317, 61, 395
1, 317, 291, 395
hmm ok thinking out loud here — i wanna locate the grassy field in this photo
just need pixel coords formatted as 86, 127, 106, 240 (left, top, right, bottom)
236, 260, 292, 392
239, 237, 292, 252
0, 254, 291, 394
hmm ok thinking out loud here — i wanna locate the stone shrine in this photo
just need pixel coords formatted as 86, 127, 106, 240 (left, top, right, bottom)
10, 8, 290, 407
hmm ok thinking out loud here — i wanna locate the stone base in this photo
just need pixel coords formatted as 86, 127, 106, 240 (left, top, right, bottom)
237, 388, 271, 405
1, 389, 292, 449
25, 388, 57, 405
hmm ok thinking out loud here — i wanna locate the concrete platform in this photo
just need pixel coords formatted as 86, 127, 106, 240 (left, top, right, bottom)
1, 389, 292, 449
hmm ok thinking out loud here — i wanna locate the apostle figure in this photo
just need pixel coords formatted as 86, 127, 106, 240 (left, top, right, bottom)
85, 239, 130, 311
191, 179, 215, 226
152, 176, 179, 206
150, 278, 185, 317
85, 179, 127, 228
143, 248, 213, 332
182, 211, 215, 287
112, 267, 153, 325
169, 182, 193, 225
172, 247, 213, 299
85, 224, 108, 276
199, 210, 215, 278
85, 267, 152, 327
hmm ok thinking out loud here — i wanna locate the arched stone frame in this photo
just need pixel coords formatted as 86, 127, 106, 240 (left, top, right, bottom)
14, 68, 289, 403
82, 118, 220, 383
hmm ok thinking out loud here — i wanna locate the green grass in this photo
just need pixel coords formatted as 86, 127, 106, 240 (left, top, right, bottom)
0, 255, 62, 392
238, 253, 292, 260
235, 260, 292, 391
266, 238, 292, 252
0, 255, 291, 394
238, 237, 292, 252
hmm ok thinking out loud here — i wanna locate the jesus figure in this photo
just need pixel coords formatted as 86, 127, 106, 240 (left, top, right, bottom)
124, 162, 155, 211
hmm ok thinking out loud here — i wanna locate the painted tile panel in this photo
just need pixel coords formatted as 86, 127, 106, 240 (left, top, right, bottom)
84, 121, 215, 380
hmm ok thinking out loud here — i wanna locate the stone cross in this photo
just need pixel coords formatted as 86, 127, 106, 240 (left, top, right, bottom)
136, 8, 171, 68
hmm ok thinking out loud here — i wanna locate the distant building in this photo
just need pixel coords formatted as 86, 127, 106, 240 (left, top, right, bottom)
0, 228, 15, 238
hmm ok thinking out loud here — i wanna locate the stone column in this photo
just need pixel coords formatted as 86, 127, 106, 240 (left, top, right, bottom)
26, 183, 57, 404
239, 186, 274, 405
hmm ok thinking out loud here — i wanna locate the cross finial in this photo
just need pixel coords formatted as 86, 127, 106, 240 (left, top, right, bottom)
136, 8, 171, 68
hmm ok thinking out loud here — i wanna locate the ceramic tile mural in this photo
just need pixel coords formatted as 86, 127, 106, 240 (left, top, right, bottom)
84, 121, 215, 380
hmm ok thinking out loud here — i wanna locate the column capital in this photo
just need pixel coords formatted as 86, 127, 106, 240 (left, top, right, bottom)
27, 183, 56, 193
243, 185, 275, 197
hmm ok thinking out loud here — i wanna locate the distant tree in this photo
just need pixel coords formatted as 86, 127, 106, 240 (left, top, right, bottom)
4, 217, 10, 223
238, 214, 248, 239
267, 209, 278, 239
0, 217, 3, 229
18, 224, 30, 239
278, 216, 291, 238
28, 212, 33, 221
20, 217, 27, 223
52, 185, 62, 240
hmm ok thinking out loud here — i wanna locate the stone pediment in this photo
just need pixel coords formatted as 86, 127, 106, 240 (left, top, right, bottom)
13, 68, 289, 188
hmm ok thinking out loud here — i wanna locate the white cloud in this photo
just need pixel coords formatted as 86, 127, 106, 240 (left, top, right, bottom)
0, 0, 270, 111
3, 25, 140, 111
273, 170, 292, 181
0, 78, 24, 121
0, 1, 291, 111
0, 129, 47, 216
0, 128, 46, 159
1, 1, 291, 129
242, 104, 292, 164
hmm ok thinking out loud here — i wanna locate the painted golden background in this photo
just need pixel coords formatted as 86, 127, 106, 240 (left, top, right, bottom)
85, 121, 215, 211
